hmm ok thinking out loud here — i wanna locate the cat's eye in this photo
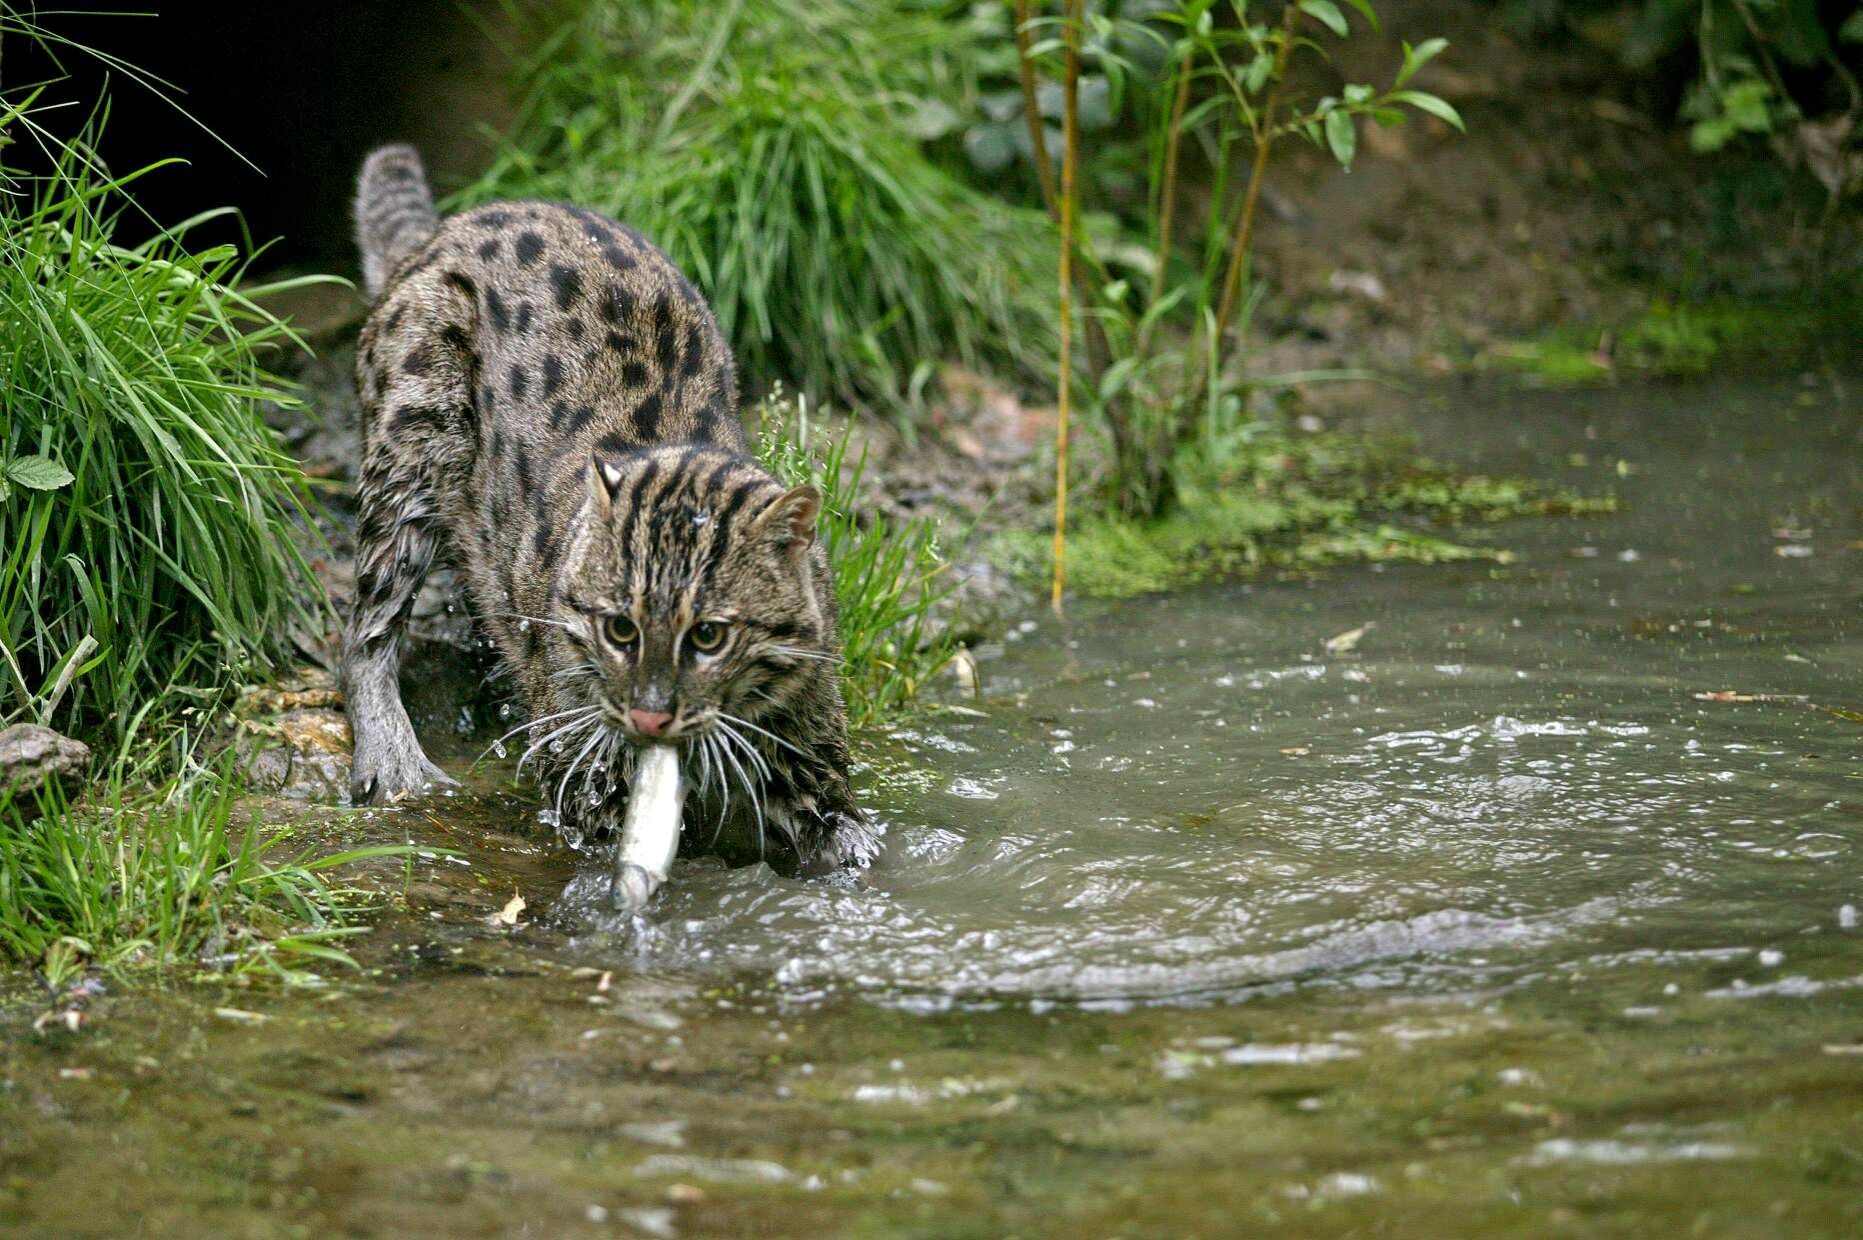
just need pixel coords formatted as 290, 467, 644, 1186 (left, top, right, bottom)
687, 620, 726, 653
603, 614, 639, 647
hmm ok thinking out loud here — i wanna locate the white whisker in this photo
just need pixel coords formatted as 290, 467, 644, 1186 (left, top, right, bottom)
555, 724, 608, 821
715, 718, 773, 781
491, 702, 598, 750
719, 711, 808, 761
517, 709, 602, 773
772, 645, 843, 665
490, 611, 576, 632
713, 729, 764, 854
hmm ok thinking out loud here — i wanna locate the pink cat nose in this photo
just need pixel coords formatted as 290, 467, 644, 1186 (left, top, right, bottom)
629, 708, 674, 737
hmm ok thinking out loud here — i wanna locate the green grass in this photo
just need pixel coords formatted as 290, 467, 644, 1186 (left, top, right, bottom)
458, 0, 1056, 407
0, 768, 411, 985
756, 392, 959, 726
999, 424, 1615, 599
1485, 292, 1863, 385
0, 134, 329, 765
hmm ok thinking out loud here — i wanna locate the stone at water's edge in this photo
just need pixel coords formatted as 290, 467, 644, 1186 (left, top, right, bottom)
237, 708, 354, 802
0, 723, 91, 797
231, 666, 355, 801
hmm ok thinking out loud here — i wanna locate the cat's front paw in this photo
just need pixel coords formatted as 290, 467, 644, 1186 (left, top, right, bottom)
350, 736, 458, 805
799, 809, 882, 878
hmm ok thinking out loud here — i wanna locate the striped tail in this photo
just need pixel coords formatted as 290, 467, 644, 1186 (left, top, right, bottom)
354, 144, 438, 298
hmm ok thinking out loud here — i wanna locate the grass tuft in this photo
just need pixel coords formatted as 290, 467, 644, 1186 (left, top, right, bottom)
756, 392, 959, 726
0, 129, 327, 765
0, 768, 410, 985
458, 0, 1056, 407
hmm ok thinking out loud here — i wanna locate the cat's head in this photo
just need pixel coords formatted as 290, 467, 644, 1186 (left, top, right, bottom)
555, 444, 834, 744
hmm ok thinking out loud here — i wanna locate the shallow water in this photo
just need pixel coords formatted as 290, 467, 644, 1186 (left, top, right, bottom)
4, 379, 1859, 1236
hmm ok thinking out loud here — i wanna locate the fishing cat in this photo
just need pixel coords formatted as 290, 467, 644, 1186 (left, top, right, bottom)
342, 144, 877, 871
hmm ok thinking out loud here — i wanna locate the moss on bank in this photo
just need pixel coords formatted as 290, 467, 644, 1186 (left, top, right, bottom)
995, 429, 1615, 600
1484, 290, 1863, 386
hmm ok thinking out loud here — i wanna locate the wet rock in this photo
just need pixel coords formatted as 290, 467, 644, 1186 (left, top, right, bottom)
234, 667, 354, 801
0, 724, 91, 798
238, 707, 354, 802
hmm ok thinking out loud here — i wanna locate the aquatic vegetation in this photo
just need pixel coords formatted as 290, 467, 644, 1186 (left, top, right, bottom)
0, 768, 407, 984
757, 394, 959, 727
1486, 292, 1863, 384
995, 426, 1609, 598
460, 0, 1056, 406
0, 132, 327, 768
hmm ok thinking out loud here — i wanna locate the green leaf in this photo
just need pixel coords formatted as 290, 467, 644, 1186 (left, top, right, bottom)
1325, 109, 1357, 168
1246, 51, 1273, 94
1390, 90, 1465, 131
1340, 0, 1380, 31
5, 456, 75, 491
1843, 9, 1863, 42
1300, 0, 1350, 38
0, 477, 10, 505
1396, 37, 1449, 88
1720, 78, 1776, 135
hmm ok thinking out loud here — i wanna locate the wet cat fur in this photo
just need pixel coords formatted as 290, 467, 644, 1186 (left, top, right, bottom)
342, 144, 877, 870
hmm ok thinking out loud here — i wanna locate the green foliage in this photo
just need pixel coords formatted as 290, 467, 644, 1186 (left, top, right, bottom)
999, 420, 1608, 599
1505, 0, 1861, 196
1014, 0, 1462, 519
462, 0, 1057, 407
0, 769, 410, 983
1488, 293, 1863, 383
0, 133, 327, 764
755, 393, 959, 726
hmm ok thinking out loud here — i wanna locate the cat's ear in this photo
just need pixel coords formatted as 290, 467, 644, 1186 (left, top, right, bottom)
589, 455, 626, 509
757, 484, 821, 555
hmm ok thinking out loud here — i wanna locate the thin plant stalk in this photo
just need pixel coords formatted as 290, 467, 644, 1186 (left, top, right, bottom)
1011, 0, 1058, 216
1009, 0, 1120, 389
1051, 0, 1083, 615
1208, 3, 1302, 372
1138, 46, 1194, 358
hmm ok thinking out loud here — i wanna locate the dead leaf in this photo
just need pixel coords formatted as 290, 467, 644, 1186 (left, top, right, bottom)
949, 647, 980, 697
1693, 692, 1810, 704
1323, 624, 1372, 655
32, 1008, 83, 1034
491, 891, 527, 927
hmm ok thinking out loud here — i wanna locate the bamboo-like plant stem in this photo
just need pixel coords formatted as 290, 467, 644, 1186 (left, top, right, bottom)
1138, 47, 1195, 359
1012, 0, 1059, 217
1050, 0, 1083, 615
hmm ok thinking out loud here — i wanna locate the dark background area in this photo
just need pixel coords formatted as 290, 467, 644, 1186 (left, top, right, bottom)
5, 0, 516, 270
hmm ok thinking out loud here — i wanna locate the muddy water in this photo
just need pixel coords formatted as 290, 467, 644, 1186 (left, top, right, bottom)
4, 379, 1859, 1237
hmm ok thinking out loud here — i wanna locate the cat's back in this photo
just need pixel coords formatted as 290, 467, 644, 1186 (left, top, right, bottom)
372, 197, 745, 455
